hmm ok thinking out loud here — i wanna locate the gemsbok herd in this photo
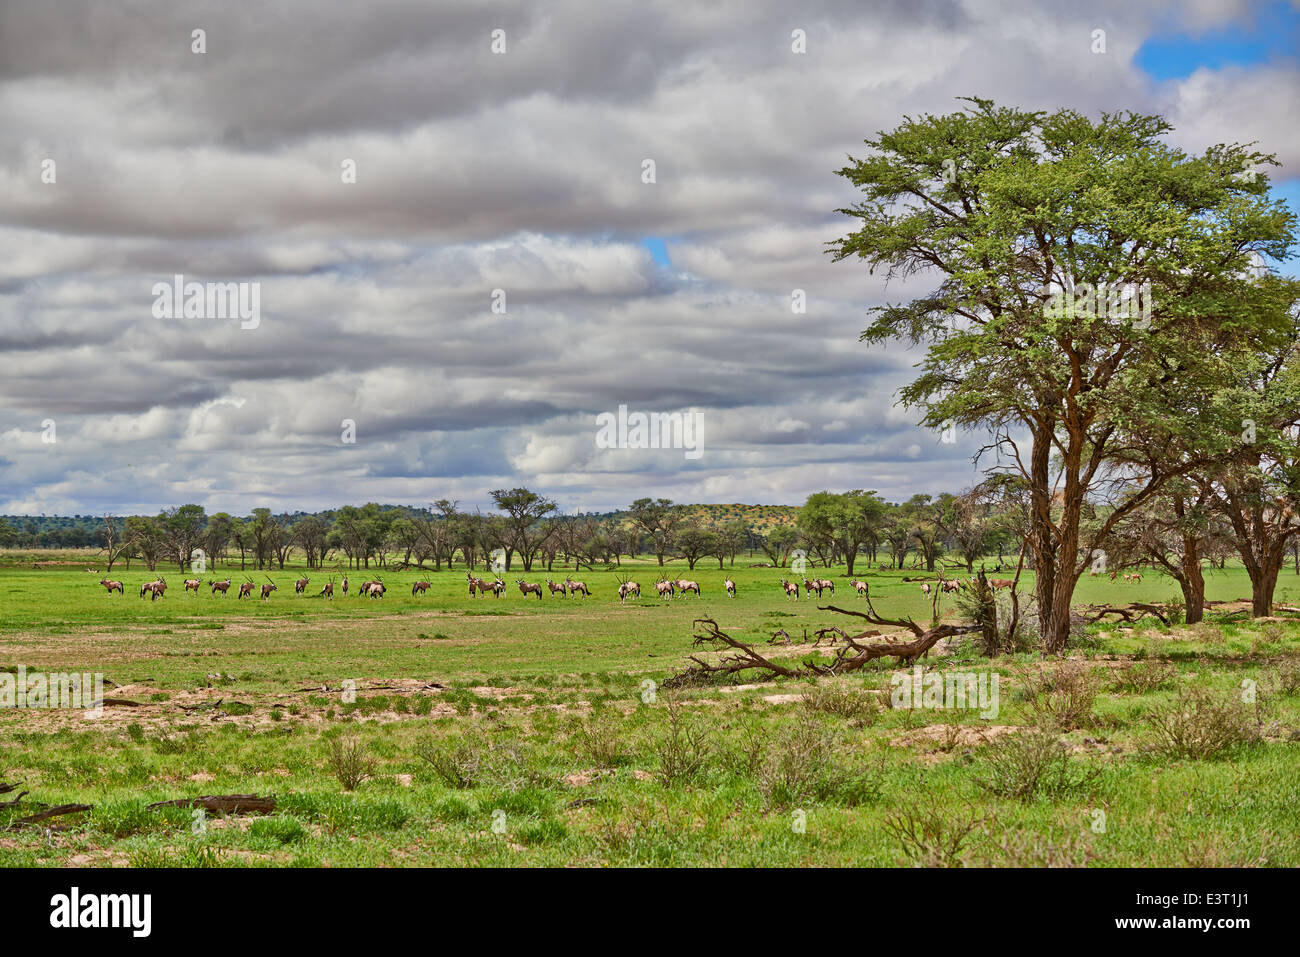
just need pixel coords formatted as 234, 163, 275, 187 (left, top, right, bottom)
96, 567, 1038, 607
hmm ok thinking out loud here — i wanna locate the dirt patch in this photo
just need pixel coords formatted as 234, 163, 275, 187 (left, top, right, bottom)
890, 723, 1022, 749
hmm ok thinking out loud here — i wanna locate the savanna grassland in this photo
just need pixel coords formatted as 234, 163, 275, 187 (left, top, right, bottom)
1, 550, 1299, 867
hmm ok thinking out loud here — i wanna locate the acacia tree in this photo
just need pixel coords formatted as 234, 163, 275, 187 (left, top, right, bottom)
491, 487, 556, 572
628, 498, 678, 565
832, 98, 1296, 652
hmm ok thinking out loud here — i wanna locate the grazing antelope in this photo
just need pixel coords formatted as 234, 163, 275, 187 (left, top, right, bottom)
546, 578, 568, 597
98, 578, 124, 595
565, 578, 592, 598
617, 577, 641, 604
990, 578, 1014, 590
238, 580, 255, 599
516, 579, 543, 599
210, 577, 232, 596
849, 578, 869, 598
780, 579, 799, 601
675, 579, 700, 597
654, 578, 675, 600
183, 578, 202, 594
411, 580, 431, 596
320, 576, 335, 599
941, 579, 961, 594
724, 578, 736, 598
294, 576, 310, 594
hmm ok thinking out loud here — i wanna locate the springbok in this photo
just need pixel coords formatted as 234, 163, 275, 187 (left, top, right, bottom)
210, 577, 232, 596
546, 579, 568, 597
780, 579, 799, 601
516, 579, 543, 599
675, 579, 700, 597
411, 580, 431, 596
849, 578, 869, 598
1124, 572, 1142, 583
565, 578, 592, 598
654, 579, 675, 600
183, 578, 202, 594
294, 576, 310, 594
724, 578, 736, 598
99, 578, 124, 595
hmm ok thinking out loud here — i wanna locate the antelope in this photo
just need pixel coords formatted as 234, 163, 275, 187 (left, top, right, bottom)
260, 578, 277, 600
654, 579, 675, 600
516, 579, 543, 599
411, 580, 431, 596
617, 578, 641, 604
489, 578, 507, 597
990, 578, 1014, 590
238, 580, 255, 599
849, 578, 869, 598
546, 578, 568, 597
815, 578, 834, 596
357, 580, 378, 596
1124, 572, 1142, 583
140, 577, 166, 600
565, 577, 591, 598
294, 576, 310, 594
342, 575, 349, 595
365, 580, 386, 599
724, 578, 736, 598
780, 579, 799, 601
183, 578, 202, 594
675, 579, 700, 597
941, 579, 961, 594
320, 576, 335, 599
921, 582, 931, 596
467, 571, 488, 597
210, 577, 232, 596
98, 578, 124, 595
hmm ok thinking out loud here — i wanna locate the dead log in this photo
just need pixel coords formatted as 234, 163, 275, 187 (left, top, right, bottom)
1085, 602, 1172, 626
147, 794, 275, 814
7, 803, 93, 828
1, 791, 28, 808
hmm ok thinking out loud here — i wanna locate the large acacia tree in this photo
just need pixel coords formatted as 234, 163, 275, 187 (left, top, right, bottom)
832, 98, 1295, 652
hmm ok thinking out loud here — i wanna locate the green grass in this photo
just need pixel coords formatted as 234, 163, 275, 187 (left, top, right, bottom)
1, 549, 1298, 867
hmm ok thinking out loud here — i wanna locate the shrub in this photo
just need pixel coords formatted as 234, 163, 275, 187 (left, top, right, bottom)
569, 712, 627, 769
1022, 662, 1101, 730
1146, 685, 1259, 759
1112, 660, 1176, 695
883, 794, 985, 867
326, 736, 375, 791
654, 698, 711, 787
800, 683, 878, 723
979, 724, 1097, 801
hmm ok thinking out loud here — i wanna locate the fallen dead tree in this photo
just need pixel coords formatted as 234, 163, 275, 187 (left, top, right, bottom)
147, 794, 276, 814
665, 599, 981, 688
1084, 602, 1175, 626
6, 803, 93, 829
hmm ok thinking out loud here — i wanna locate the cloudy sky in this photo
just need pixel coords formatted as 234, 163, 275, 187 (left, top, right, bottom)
1, 0, 1297, 516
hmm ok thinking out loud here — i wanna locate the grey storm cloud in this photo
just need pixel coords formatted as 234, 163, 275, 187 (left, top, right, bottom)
0, 0, 1295, 514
